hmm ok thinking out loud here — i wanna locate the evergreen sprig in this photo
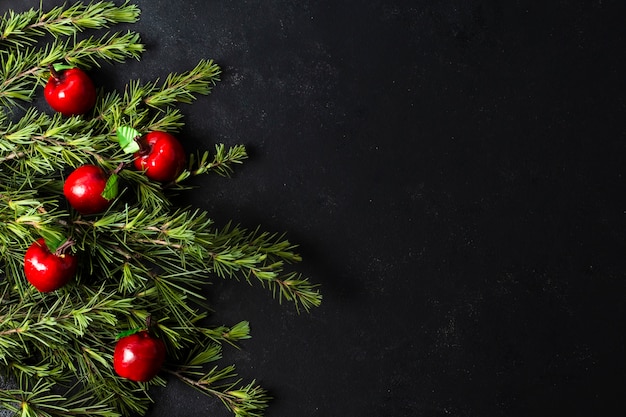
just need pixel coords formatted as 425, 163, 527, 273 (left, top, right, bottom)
0, 377, 121, 417
0, 1, 140, 47
0, 2, 320, 417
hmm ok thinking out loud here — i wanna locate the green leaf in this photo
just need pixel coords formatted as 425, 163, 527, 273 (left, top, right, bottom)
116, 125, 141, 154
42, 234, 65, 253
101, 174, 119, 201
52, 63, 75, 72
115, 327, 142, 340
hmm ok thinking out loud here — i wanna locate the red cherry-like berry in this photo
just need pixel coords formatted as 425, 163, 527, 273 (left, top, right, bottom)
113, 331, 166, 382
24, 238, 77, 292
63, 165, 112, 215
133, 131, 186, 182
44, 67, 97, 116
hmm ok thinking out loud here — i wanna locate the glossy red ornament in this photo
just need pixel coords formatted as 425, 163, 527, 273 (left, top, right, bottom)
63, 164, 112, 215
113, 331, 166, 382
133, 131, 186, 182
44, 67, 96, 116
24, 238, 77, 292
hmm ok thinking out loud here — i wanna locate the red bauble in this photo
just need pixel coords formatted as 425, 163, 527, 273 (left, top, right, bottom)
113, 331, 166, 382
24, 238, 77, 292
63, 165, 112, 215
133, 131, 186, 182
44, 67, 96, 116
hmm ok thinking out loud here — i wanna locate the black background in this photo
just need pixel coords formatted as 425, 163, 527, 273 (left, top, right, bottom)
2, 1, 626, 416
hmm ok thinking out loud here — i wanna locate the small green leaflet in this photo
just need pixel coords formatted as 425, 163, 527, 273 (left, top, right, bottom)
101, 174, 119, 201
41, 231, 66, 253
116, 125, 141, 154
115, 327, 142, 340
52, 63, 75, 72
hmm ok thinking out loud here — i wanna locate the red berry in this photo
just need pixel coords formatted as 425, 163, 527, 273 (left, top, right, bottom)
113, 331, 166, 382
24, 238, 77, 292
63, 165, 112, 215
133, 131, 186, 182
44, 67, 96, 116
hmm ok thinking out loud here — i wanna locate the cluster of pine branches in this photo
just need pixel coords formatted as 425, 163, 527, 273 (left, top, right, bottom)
0, 2, 320, 416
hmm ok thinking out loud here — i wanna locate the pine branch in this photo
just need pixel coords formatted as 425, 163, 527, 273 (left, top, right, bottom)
0, 188, 65, 252
0, 108, 114, 175
201, 321, 252, 346
165, 367, 271, 417
207, 224, 322, 312
0, 47, 45, 110
61, 205, 321, 311
0, 1, 141, 48
0, 379, 122, 417
172, 144, 249, 187
143, 59, 221, 108
0, 287, 134, 358
64, 31, 144, 68
96, 59, 221, 132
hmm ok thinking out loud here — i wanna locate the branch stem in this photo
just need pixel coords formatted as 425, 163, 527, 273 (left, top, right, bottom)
0, 151, 26, 163
162, 368, 235, 407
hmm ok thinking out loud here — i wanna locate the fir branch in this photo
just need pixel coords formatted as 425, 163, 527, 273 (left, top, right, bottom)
207, 224, 322, 312
143, 59, 221, 108
0, 188, 65, 250
0, 288, 133, 358
0, 108, 115, 174
183, 343, 223, 369
118, 170, 174, 210
63, 205, 321, 312
171, 144, 248, 187
63, 31, 144, 68
96, 59, 221, 134
165, 367, 271, 417
0, 379, 121, 417
0, 47, 43, 105
0, 1, 141, 48
144, 106, 185, 133
201, 321, 252, 347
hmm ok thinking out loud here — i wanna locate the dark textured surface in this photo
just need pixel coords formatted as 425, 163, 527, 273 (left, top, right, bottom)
2, 1, 626, 416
